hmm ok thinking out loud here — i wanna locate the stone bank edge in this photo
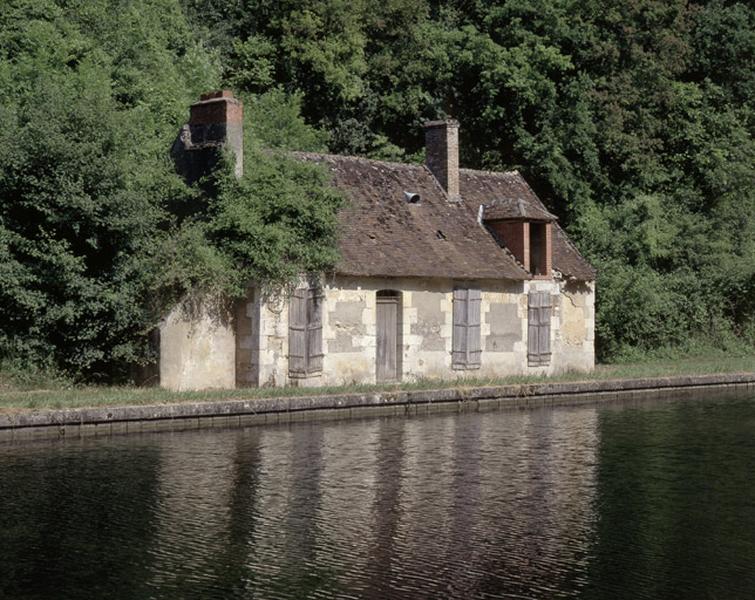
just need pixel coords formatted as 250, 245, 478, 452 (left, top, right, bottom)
1, 372, 754, 436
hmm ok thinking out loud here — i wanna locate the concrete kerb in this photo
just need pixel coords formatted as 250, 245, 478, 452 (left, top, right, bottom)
1, 372, 754, 441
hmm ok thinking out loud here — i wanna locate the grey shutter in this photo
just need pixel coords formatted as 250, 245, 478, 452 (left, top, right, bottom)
467, 288, 481, 366
528, 291, 540, 364
538, 292, 552, 363
528, 291, 551, 366
452, 288, 468, 368
453, 288, 481, 369
289, 289, 307, 376
306, 288, 323, 374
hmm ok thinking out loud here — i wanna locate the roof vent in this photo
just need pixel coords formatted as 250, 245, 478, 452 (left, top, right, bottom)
404, 191, 421, 204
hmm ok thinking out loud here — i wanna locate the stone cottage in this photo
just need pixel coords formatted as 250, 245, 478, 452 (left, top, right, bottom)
160, 91, 595, 390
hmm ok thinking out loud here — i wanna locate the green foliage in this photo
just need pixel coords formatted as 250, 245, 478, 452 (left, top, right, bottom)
206, 150, 343, 295
164, 94, 342, 301
182, 0, 754, 361
247, 88, 329, 151
160, 89, 342, 302
1, 0, 752, 379
0, 0, 219, 379
0, 0, 340, 380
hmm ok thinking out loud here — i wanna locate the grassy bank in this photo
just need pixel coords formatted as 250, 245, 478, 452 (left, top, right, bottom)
1, 354, 753, 412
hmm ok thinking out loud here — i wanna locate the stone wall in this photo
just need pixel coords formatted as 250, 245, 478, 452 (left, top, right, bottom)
256, 290, 290, 387
159, 298, 235, 391
242, 275, 595, 388
160, 275, 595, 391
234, 288, 260, 387
553, 280, 595, 373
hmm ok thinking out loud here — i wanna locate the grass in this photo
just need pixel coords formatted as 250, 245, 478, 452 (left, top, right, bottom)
0, 353, 753, 412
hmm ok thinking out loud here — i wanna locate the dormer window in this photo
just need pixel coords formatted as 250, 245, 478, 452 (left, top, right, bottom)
480, 198, 556, 279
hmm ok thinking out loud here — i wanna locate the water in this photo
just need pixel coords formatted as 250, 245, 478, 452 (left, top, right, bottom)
2, 395, 755, 599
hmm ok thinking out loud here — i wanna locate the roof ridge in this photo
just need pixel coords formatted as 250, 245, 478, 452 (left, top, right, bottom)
459, 166, 521, 177
292, 150, 426, 170
295, 153, 524, 179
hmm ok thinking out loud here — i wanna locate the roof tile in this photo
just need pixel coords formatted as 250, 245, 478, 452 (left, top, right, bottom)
295, 153, 595, 281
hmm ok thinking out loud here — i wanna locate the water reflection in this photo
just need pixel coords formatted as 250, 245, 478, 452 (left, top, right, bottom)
365, 420, 406, 599
1, 395, 754, 599
0, 440, 161, 599
583, 399, 755, 599
147, 433, 237, 595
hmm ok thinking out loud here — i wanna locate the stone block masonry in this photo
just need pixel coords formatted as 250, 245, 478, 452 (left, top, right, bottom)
160, 274, 595, 391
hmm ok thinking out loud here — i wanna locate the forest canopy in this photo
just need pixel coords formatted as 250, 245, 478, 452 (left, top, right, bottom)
0, 0, 753, 380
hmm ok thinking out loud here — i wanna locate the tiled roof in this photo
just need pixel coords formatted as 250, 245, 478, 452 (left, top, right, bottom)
551, 223, 597, 280
459, 168, 596, 280
295, 153, 595, 281
459, 168, 557, 221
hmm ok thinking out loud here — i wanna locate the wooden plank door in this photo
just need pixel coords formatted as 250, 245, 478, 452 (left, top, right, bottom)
376, 293, 399, 382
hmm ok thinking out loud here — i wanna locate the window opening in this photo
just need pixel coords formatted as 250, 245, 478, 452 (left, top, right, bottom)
529, 222, 547, 276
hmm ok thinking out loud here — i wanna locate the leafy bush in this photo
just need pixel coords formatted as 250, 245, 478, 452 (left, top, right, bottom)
0, 1, 341, 381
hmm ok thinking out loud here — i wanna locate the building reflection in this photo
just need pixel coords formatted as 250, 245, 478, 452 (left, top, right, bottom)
364, 418, 408, 598
145, 431, 239, 595
211, 431, 263, 596
141, 405, 601, 598
240, 426, 295, 594
314, 418, 380, 595
357, 408, 600, 598
267, 422, 327, 596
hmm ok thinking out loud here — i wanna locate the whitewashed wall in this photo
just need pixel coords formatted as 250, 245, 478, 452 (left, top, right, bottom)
159, 299, 235, 391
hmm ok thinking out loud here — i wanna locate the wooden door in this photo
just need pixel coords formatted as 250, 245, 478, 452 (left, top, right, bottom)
376, 292, 400, 382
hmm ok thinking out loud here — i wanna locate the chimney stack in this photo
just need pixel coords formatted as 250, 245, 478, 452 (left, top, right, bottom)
188, 90, 244, 178
424, 119, 460, 201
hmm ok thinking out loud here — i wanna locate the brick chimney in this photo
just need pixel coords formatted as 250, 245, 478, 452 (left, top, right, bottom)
424, 119, 460, 201
187, 90, 244, 178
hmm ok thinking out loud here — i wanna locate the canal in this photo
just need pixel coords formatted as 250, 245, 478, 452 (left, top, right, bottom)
2, 394, 754, 599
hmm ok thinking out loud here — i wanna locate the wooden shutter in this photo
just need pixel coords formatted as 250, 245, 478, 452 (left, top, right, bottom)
528, 291, 552, 366
453, 288, 481, 369
289, 286, 323, 377
376, 294, 399, 382
452, 288, 468, 368
528, 291, 540, 364
467, 288, 481, 366
289, 288, 307, 376
538, 292, 552, 361
306, 288, 323, 374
